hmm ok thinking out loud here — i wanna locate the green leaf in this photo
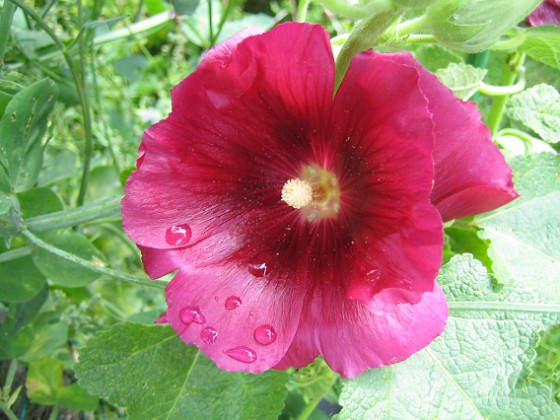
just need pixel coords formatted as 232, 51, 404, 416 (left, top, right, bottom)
506, 85, 560, 144
436, 62, 487, 100
426, 0, 542, 52
17, 187, 64, 218
0, 255, 46, 303
338, 255, 560, 419
0, 286, 47, 359
217, 14, 276, 43
27, 359, 61, 405
26, 358, 98, 410
0, 190, 10, 214
520, 26, 560, 70
31, 232, 104, 287
173, 0, 200, 16
1, 311, 68, 362
477, 153, 560, 302
75, 323, 289, 419
0, 79, 57, 192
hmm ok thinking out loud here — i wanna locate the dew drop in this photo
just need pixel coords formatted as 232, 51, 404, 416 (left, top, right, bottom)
200, 326, 218, 345
165, 224, 192, 247
224, 346, 257, 364
254, 325, 277, 345
225, 296, 242, 310
366, 269, 380, 282
180, 306, 206, 325
247, 262, 267, 278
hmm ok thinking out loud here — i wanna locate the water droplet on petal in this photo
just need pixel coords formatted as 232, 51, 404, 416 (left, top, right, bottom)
247, 262, 267, 277
366, 269, 380, 282
200, 327, 218, 344
225, 296, 242, 310
180, 306, 206, 325
165, 224, 192, 247
224, 346, 257, 364
254, 325, 277, 345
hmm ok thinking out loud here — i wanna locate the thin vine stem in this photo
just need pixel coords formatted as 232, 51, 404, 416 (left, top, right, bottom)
319, 0, 392, 20
8, 0, 95, 207
207, 0, 214, 47
25, 196, 122, 231
296, 0, 311, 22
212, 0, 236, 45
21, 229, 166, 290
296, 395, 323, 420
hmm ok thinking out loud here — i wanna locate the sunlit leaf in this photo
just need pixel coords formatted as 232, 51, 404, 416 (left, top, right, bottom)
76, 323, 289, 419
338, 255, 560, 419
506, 85, 560, 144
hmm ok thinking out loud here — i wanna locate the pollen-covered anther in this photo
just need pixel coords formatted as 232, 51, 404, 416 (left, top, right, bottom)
281, 178, 313, 209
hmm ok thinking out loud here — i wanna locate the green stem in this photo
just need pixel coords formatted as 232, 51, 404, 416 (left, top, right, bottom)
467, 50, 489, 69
319, 0, 392, 20
479, 77, 525, 96
485, 52, 525, 135
335, 7, 401, 91
90, 43, 121, 177
75, 0, 93, 207
207, 0, 214, 47
4, 359, 17, 388
21, 229, 166, 290
0, 246, 32, 263
497, 128, 539, 144
296, 395, 323, 420
25, 196, 122, 231
393, 14, 428, 36
0, 402, 18, 420
213, 0, 235, 44
8, 0, 95, 208
5, 11, 173, 69
296, 0, 311, 22
0, 0, 17, 66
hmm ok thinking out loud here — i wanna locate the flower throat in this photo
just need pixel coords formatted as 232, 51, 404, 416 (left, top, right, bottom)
281, 165, 341, 222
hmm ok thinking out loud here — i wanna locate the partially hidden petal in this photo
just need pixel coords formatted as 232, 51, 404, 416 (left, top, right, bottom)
275, 283, 448, 378
428, 100, 518, 221
387, 53, 517, 220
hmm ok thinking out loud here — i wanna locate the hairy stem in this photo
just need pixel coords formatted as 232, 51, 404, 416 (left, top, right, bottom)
485, 52, 525, 135
25, 196, 122, 231
21, 229, 166, 290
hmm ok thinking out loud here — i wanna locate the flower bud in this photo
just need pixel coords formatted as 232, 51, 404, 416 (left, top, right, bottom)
426, 0, 542, 52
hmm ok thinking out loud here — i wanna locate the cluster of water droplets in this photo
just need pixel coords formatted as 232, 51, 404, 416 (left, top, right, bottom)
167, 223, 276, 364
178, 293, 277, 364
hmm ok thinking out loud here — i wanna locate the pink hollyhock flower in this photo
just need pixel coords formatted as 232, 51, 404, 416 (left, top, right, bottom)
122, 23, 517, 378
527, 0, 560, 26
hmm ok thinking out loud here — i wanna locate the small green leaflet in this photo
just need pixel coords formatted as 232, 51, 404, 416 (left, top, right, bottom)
436, 62, 487, 100
26, 358, 98, 410
477, 153, 560, 302
520, 26, 560, 70
506, 85, 560, 144
338, 255, 560, 419
0, 79, 57, 192
75, 323, 289, 419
